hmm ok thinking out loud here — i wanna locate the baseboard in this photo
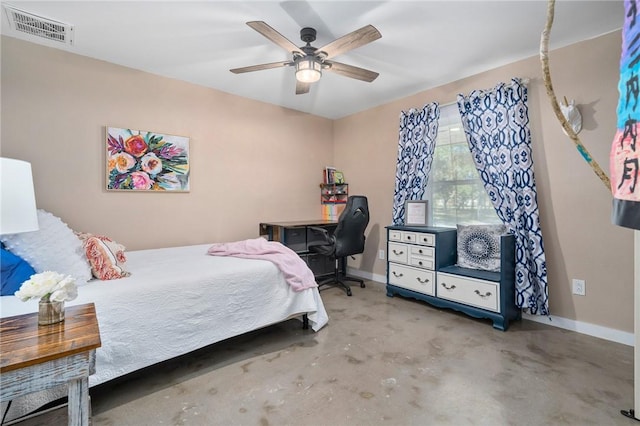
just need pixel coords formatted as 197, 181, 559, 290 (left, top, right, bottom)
522, 313, 634, 347
347, 267, 635, 347
346, 267, 386, 286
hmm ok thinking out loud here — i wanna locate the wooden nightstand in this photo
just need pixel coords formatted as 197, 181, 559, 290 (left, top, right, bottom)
1, 303, 101, 426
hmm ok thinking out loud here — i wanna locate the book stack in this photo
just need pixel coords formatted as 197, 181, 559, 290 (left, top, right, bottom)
323, 166, 345, 184
322, 203, 346, 221
323, 166, 336, 184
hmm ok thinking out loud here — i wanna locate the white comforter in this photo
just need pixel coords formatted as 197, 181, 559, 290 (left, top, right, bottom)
1, 244, 328, 419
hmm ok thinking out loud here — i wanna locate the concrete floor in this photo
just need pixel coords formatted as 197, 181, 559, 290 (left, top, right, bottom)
87, 280, 635, 426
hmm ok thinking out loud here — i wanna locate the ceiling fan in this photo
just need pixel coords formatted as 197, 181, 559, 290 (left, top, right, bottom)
230, 21, 381, 95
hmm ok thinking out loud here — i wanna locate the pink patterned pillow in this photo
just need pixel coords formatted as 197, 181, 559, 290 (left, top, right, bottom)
78, 233, 131, 280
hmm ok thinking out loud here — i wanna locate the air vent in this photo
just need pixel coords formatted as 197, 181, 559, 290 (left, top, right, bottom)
3, 4, 73, 45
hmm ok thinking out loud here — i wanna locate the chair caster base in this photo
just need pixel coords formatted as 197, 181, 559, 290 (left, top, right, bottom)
318, 277, 356, 297
319, 281, 353, 296
316, 268, 364, 297
344, 275, 365, 290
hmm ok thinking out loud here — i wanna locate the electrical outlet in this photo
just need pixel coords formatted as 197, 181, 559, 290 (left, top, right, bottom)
379, 249, 385, 260
572, 279, 586, 296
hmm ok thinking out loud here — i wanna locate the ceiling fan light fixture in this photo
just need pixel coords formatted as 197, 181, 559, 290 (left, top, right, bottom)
295, 57, 322, 83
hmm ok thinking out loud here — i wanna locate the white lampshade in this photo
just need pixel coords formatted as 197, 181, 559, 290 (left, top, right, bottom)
0, 158, 39, 235
295, 57, 322, 83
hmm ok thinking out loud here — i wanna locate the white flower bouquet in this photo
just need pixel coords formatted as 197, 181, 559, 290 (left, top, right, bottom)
15, 271, 78, 303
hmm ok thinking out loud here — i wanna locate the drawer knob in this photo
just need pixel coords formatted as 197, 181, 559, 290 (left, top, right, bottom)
418, 249, 423, 254
392, 271, 404, 278
474, 290, 492, 299
418, 261, 423, 266
417, 277, 430, 284
441, 283, 456, 291
393, 249, 404, 255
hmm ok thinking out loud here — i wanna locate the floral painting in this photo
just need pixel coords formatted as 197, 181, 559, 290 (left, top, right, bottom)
106, 127, 190, 192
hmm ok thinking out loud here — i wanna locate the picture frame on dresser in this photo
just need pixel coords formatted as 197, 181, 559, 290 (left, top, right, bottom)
404, 200, 429, 226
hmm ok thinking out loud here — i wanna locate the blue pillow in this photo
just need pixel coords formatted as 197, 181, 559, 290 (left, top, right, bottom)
1, 248, 36, 296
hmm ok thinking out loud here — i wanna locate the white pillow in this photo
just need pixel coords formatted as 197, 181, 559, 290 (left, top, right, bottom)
1, 210, 92, 283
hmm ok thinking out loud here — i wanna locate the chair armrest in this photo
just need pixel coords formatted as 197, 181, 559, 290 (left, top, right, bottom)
307, 226, 330, 242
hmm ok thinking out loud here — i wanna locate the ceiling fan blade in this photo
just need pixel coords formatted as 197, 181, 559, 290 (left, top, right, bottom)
317, 25, 381, 59
230, 61, 292, 74
246, 21, 305, 55
324, 61, 379, 82
296, 80, 311, 95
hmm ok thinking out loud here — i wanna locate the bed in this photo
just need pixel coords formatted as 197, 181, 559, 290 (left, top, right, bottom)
1, 234, 328, 420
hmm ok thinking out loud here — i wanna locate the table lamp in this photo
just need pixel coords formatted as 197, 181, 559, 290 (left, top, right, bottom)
0, 157, 39, 235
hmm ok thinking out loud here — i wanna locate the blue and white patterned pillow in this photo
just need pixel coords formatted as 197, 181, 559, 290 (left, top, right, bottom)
457, 224, 507, 272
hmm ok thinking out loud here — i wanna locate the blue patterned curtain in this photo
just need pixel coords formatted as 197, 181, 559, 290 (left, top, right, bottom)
457, 79, 548, 315
392, 103, 440, 225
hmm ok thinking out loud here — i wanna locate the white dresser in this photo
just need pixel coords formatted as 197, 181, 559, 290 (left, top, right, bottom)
387, 227, 454, 296
385, 225, 520, 331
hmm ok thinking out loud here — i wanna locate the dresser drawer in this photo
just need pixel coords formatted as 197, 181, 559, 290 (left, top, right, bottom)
436, 273, 500, 312
388, 242, 408, 264
410, 245, 434, 258
415, 233, 435, 246
389, 263, 435, 296
389, 230, 402, 242
409, 256, 433, 270
401, 231, 417, 244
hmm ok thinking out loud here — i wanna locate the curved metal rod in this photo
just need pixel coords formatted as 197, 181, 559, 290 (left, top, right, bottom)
540, 0, 610, 189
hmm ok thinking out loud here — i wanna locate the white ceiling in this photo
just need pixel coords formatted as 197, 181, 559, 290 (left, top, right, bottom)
1, 1, 624, 119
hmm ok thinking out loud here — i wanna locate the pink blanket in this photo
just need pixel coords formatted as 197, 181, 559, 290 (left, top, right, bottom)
207, 238, 318, 292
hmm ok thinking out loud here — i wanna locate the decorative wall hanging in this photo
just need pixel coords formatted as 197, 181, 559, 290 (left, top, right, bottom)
610, 0, 640, 231
560, 97, 582, 135
106, 127, 190, 192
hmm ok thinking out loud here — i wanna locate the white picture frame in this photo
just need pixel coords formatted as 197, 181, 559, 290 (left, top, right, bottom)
404, 200, 429, 226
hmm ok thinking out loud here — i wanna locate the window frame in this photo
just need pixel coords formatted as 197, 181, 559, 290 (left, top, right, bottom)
424, 103, 501, 227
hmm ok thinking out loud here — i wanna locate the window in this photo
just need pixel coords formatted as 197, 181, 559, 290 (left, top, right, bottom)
426, 104, 501, 227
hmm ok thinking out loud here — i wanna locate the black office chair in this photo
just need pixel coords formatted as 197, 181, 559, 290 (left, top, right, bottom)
308, 195, 370, 296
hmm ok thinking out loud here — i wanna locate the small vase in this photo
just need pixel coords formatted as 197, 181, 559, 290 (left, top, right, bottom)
38, 299, 65, 325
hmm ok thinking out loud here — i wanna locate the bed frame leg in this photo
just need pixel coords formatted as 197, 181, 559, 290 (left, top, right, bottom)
302, 314, 309, 330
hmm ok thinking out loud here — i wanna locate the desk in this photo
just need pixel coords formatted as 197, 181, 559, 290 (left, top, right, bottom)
259, 220, 340, 277
1, 303, 101, 426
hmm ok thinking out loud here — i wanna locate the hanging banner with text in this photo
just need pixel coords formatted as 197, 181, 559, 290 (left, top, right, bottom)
611, 0, 640, 230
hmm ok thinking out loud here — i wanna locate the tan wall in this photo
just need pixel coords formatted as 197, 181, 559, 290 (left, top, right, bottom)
2, 31, 635, 333
335, 30, 635, 333
1, 36, 333, 250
